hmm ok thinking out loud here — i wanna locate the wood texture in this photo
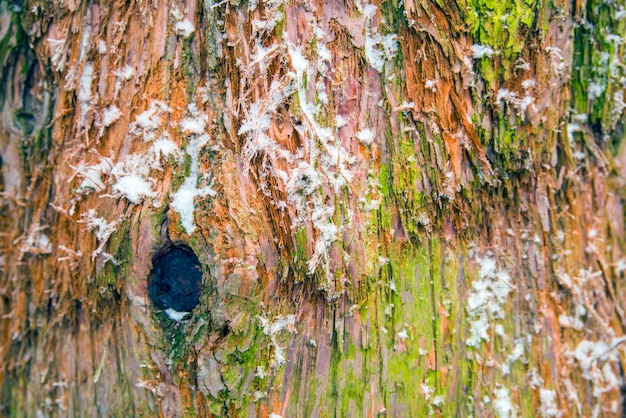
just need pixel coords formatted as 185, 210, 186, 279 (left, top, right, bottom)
0, 0, 625, 416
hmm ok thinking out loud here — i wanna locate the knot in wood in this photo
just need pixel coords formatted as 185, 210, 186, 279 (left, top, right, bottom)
149, 245, 203, 315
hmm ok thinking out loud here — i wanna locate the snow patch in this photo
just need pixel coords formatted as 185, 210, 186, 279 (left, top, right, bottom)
588, 81, 605, 101
18, 223, 53, 256
109, 133, 179, 205
397, 328, 408, 341
420, 383, 434, 400
466, 256, 515, 347
471, 44, 495, 59
112, 174, 155, 204
258, 314, 296, 368
612, 90, 626, 120
501, 340, 524, 376
527, 368, 544, 389
78, 62, 93, 127
79, 209, 120, 259
72, 155, 113, 193
356, 128, 375, 145
538, 389, 562, 418
571, 339, 621, 397
363, 8, 398, 72
132, 100, 171, 141
113, 65, 135, 81
171, 105, 216, 234
175, 18, 195, 38
97, 40, 107, 54
495, 88, 535, 119
425, 79, 438, 91
493, 385, 517, 418
102, 106, 122, 127
165, 308, 190, 321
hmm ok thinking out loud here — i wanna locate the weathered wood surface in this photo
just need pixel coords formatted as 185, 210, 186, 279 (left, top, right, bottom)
1, 0, 625, 416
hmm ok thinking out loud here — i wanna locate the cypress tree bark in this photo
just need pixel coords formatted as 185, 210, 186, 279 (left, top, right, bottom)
1, 0, 625, 416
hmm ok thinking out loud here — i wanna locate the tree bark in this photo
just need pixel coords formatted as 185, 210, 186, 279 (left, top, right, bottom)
1, 0, 625, 416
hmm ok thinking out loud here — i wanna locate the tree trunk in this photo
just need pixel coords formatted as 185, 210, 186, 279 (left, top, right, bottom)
1, 0, 625, 416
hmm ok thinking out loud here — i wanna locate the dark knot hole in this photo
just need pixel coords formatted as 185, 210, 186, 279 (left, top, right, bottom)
148, 245, 204, 314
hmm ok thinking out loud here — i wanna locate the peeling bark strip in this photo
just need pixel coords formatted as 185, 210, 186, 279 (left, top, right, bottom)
0, 0, 625, 416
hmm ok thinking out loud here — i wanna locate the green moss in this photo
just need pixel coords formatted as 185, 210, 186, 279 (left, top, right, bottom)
377, 164, 395, 237
316, 234, 535, 416
387, 243, 434, 411
1, 4, 52, 168
570, 0, 626, 149
274, 4, 285, 38
291, 226, 309, 279
200, 2, 225, 72
0, 2, 29, 80
379, 0, 408, 64
463, 0, 537, 59
21, 125, 52, 169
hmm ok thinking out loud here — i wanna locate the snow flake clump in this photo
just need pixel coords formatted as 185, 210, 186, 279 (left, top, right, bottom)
71, 100, 180, 222
102, 106, 122, 127
363, 5, 398, 72
175, 19, 195, 38
493, 385, 517, 418
466, 256, 515, 347
570, 339, 621, 397
356, 128, 375, 145
79, 209, 119, 259
78, 62, 93, 127
258, 314, 296, 368
501, 340, 524, 376
110, 133, 179, 205
471, 44, 495, 59
538, 389, 562, 418
171, 105, 216, 234
112, 174, 155, 204
132, 100, 171, 141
